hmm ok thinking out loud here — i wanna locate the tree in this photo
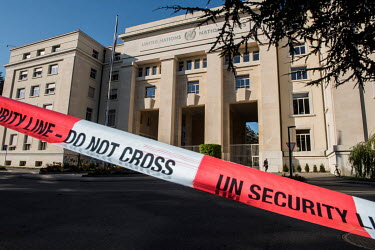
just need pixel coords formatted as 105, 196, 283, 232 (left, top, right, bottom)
0, 72, 4, 95
245, 125, 259, 144
163, 0, 375, 88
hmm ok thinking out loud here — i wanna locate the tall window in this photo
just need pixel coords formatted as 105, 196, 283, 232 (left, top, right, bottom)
37, 49, 45, 56
52, 45, 60, 52
112, 71, 119, 81
293, 93, 310, 115
186, 60, 192, 70
235, 75, 250, 89
110, 88, 118, 100
178, 61, 184, 71
290, 43, 306, 55
145, 86, 156, 98
30, 86, 40, 97
145, 67, 150, 76
9, 134, 18, 147
291, 67, 308, 80
107, 109, 116, 127
152, 66, 157, 75
86, 108, 93, 121
38, 140, 47, 150
16, 88, 25, 99
45, 83, 55, 94
115, 53, 121, 61
187, 81, 199, 94
253, 51, 259, 61
88, 87, 95, 98
234, 53, 241, 64
296, 129, 311, 151
90, 68, 97, 79
243, 52, 250, 62
49, 64, 58, 75
20, 71, 28, 81
23, 135, 32, 150
138, 68, 143, 77
92, 50, 99, 59
203, 58, 207, 68
33, 67, 43, 78
195, 59, 200, 69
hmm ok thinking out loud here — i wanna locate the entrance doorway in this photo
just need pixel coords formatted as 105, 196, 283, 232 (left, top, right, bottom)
181, 106, 205, 152
138, 110, 159, 140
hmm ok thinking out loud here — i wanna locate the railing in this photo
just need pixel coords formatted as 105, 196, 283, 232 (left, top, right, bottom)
230, 144, 259, 169
180, 145, 200, 153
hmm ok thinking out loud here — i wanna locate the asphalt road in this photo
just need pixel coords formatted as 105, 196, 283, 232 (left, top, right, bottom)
0, 170, 374, 250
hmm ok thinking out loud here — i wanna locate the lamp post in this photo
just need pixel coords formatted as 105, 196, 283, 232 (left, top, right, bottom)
288, 126, 296, 177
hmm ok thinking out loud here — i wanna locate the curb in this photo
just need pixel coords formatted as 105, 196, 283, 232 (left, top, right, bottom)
19, 174, 154, 182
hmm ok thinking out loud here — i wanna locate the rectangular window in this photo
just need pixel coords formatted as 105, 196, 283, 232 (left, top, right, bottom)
243, 52, 250, 62
203, 58, 207, 68
35, 161, 43, 167
92, 50, 99, 59
194, 59, 200, 69
107, 109, 116, 127
145, 67, 150, 76
49, 64, 58, 75
52, 45, 60, 52
152, 66, 157, 75
235, 75, 250, 89
112, 71, 119, 81
293, 93, 310, 115
145, 86, 156, 98
37, 49, 45, 56
186, 60, 192, 70
296, 129, 311, 151
187, 81, 199, 94
86, 108, 93, 121
138, 68, 143, 77
43, 104, 53, 110
9, 134, 18, 146
45, 83, 55, 95
5, 161, 11, 166
234, 54, 241, 64
88, 86, 95, 98
23, 135, 31, 151
20, 70, 28, 81
38, 141, 47, 150
90, 68, 97, 79
33, 67, 43, 78
291, 67, 308, 80
253, 51, 259, 61
110, 88, 117, 100
20, 161, 26, 166
115, 53, 121, 61
16, 88, 25, 99
30, 86, 40, 97
23, 53, 31, 60
178, 61, 184, 71
290, 43, 306, 56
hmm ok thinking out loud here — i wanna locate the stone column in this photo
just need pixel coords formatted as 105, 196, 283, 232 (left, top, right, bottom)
205, 52, 224, 147
125, 63, 138, 133
258, 45, 283, 171
158, 56, 177, 145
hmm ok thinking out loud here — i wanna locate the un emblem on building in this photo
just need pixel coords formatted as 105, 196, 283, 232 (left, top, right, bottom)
185, 30, 196, 41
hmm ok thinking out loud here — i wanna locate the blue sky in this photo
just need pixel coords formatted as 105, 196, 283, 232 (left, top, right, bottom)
0, 0, 223, 74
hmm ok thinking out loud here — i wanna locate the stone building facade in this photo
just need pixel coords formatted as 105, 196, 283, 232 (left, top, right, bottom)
1, 11, 374, 174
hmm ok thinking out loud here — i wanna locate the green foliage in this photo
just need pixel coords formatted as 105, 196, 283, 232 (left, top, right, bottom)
349, 134, 375, 179
297, 164, 302, 173
245, 125, 259, 144
304, 163, 310, 173
199, 144, 221, 159
313, 165, 318, 172
319, 164, 326, 173
40, 164, 63, 174
0, 166, 7, 171
283, 164, 289, 172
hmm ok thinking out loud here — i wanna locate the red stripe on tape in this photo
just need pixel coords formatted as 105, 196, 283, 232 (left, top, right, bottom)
193, 155, 370, 238
0, 97, 80, 143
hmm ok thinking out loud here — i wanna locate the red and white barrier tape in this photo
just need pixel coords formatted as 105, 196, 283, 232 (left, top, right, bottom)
0, 96, 374, 239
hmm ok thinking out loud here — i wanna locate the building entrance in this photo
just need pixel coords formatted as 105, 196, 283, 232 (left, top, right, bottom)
138, 110, 159, 140
180, 106, 205, 152
229, 102, 259, 168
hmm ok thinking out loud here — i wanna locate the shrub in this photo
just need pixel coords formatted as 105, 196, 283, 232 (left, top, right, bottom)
0, 166, 6, 171
199, 144, 221, 159
304, 163, 310, 173
282, 173, 307, 182
349, 134, 375, 179
297, 164, 302, 173
319, 164, 326, 172
283, 164, 289, 172
40, 164, 63, 174
313, 165, 318, 172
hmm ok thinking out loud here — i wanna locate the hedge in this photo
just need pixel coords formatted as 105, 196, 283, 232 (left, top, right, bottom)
199, 144, 222, 159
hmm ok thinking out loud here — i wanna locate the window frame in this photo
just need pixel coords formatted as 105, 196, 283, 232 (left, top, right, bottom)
90, 68, 97, 79
291, 67, 308, 80
187, 81, 200, 94
86, 107, 93, 121
52, 45, 60, 53
19, 70, 28, 81
30, 85, 40, 97
112, 71, 119, 81
92, 50, 99, 59
145, 86, 156, 98
37, 49, 45, 56
43, 104, 53, 110
45, 83, 56, 95
253, 51, 260, 61
88, 86, 95, 99
16, 88, 25, 99
107, 109, 116, 127
292, 92, 310, 115
33, 67, 43, 78
110, 88, 118, 100
290, 43, 306, 56
23, 53, 31, 60
235, 75, 250, 90
296, 129, 312, 152
49, 64, 59, 75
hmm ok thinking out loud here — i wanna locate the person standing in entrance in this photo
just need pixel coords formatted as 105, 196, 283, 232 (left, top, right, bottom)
263, 158, 268, 172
